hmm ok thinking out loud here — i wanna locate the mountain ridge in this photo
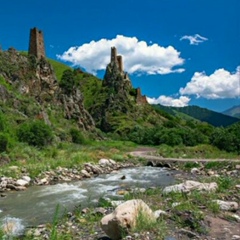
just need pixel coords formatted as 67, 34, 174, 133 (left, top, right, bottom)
154, 104, 240, 127
222, 105, 240, 119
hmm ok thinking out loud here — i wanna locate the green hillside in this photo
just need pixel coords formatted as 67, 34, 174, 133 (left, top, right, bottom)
48, 58, 72, 80
155, 104, 240, 127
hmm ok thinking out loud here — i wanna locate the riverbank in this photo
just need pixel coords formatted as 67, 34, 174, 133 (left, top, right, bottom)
24, 160, 239, 240
1, 146, 240, 239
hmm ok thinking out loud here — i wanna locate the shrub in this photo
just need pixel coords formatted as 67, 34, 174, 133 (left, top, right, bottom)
59, 69, 78, 94
0, 133, 8, 152
70, 128, 85, 144
17, 120, 53, 147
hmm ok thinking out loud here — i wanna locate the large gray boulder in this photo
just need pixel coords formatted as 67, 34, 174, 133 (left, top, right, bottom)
100, 199, 155, 240
163, 180, 218, 194
212, 200, 239, 211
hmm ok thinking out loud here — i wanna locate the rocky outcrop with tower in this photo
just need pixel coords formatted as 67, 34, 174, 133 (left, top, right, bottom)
103, 47, 132, 92
89, 47, 149, 132
0, 27, 96, 132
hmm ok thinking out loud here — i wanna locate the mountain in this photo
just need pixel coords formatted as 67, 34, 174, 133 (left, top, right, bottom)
222, 105, 240, 119
154, 105, 240, 127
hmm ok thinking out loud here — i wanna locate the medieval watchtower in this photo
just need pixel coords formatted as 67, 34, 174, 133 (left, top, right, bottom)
28, 27, 45, 59
110, 47, 123, 72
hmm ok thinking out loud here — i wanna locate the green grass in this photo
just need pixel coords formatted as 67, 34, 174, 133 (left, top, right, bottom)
157, 144, 239, 159
48, 58, 72, 81
0, 140, 135, 178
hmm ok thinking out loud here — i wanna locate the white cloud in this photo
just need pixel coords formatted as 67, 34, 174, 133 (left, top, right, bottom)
57, 35, 184, 75
147, 95, 191, 107
180, 34, 208, 45
180, 66, 240, 99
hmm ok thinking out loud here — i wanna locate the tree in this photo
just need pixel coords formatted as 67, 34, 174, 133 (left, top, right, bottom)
17, 120, 53, 147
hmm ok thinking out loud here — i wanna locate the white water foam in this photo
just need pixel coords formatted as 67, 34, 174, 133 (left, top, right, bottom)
38, 183, 87, 197
1, 216, 25, 236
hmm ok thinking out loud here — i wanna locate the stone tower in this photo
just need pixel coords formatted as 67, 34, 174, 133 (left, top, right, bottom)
117, 55, 123, 72
110, 47, 124, 72
110, 47, 117, 63
28, 27, 45, 59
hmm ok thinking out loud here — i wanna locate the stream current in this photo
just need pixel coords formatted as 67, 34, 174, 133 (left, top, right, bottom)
0, 166, 175, 235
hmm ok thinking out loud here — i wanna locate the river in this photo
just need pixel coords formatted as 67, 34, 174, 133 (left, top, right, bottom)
0, 166, 175, 236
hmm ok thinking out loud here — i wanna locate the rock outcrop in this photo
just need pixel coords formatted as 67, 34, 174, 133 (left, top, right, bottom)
0, 48, 95, 132
163, 180, 218, 194
88, 47, 162, 133
100, 199, 155, 240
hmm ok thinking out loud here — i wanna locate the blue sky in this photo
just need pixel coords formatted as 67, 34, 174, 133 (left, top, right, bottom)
0, 0, 239, 112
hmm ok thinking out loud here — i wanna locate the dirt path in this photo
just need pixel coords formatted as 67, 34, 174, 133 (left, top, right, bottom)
129, 147, 240, 163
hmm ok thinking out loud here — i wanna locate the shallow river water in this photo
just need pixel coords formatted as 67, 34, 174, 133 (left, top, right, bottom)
0, 166, 175, 235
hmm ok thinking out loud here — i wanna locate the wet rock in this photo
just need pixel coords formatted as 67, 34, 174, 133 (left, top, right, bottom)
16, 179, 29, 186
38, 178, 48, 185
213, 200, 239, 211
101, 199, 155, 240
81, 169, 91, 178
22, 176, 31, 183
163, 180, 218, 194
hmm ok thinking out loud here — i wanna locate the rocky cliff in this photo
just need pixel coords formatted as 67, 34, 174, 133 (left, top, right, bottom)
0, 48, 95, 134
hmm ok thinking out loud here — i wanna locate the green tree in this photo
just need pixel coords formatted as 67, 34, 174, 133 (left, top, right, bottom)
17, 120, 53, 147
59, 69, 77, 94
0, 133, 8, 152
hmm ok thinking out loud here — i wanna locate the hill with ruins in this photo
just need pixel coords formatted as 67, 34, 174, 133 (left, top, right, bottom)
0, 27, 166, 144
1, 27, 239, 152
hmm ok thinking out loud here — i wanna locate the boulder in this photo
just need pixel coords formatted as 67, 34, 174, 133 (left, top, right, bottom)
22, 176, 31, 183
100, 199, 155, 240
99, 158, 111, 166
163, 180, 218, 194
81, 169, 91, 178
212, 200, 239, 211
191, 168, 200, 174
16, 179, 29, 186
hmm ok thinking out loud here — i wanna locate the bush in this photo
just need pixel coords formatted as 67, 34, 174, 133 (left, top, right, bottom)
17, 120, 53, 147
0, 133, 8, 152
59, 69, 78, 94
70, 128, 85, 144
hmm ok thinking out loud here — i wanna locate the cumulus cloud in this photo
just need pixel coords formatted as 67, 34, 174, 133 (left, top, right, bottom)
57, 35, 185, 75
147, 95, 191, 107
180, 66, 240, 99
180, 34, 208, 45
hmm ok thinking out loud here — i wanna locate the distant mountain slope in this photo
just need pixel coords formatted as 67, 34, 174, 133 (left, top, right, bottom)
155, 105, 240, 127
222, 105, 240, 119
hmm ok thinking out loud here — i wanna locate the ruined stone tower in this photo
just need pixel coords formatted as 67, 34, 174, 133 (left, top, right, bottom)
28, 27, 45, 59
110, 47, 123, 72
111, 47, 117, 63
